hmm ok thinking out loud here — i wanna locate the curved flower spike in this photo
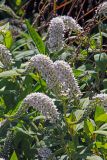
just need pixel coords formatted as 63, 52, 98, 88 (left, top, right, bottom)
47, 16, 83, 52
47, 17, 65, 52
12, 92, 59, 123
60, 16, 83, 32
54, 60, 82, 99
25, 54, 59, 89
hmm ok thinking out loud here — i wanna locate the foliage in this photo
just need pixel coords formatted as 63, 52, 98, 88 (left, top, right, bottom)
0, 0, 107, 160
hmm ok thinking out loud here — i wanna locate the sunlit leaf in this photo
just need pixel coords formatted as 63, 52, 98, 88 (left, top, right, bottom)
4, 30, 13, 49
95, 113, 107, 122
94, 130, 107, 136
16, 0, 21, 6
95, 105, 105, 122
10, 151, 18, 160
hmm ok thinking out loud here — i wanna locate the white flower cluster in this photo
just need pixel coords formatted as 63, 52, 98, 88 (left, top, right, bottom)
47, 16, 83, 52
60, 16, 83, 32
0, 158, 5, 160
26, 54, 59, 89
0, 44, 13, 69
26, 55, 81, 99
38, 147, 56, 160
54, 60, 82, 98
23, 92, 59, 122
93, 93, 107, 106
48, 17, 65, 52
96, 2, 107, 17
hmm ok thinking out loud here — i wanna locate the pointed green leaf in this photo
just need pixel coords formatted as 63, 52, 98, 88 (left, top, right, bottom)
4, 30, 13, 49
99, 123, 107, 130
85, 119, 95, 134
10, 151, 18, 160
95, 105, 105, 121
26, 20, 45, 54
95, 113, 107, 122
0, 69, 25, 78
94, 130, 107, 136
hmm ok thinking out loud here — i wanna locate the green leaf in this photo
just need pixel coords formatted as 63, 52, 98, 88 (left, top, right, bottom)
90, 38, 96, 49
10, 151, 18, 160
14, 50, 35, 60
60, 155, 68, 160
4, 30, 13, 49
95, 113, 107, 122
95, 105, 105, 122
104, 143, 107, 149
0, 69, 25, 78
95, 142, 103, 149
94, 130, 107, 136
16, 0, 21, 6
84, 119, 95, 134
73, 69, 83, 77
99, 123, 107, 130
26, 20, 45, 54
0, 22, 9, 30
15, 127, 36, 136
80, 98, 90, 108
95, 141, 107, 149
94, 53, 107, 71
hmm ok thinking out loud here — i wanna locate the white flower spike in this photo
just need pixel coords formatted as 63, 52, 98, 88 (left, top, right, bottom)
48, 17, 65, 52
54, 60, 82, 98
23, 92, 59, 122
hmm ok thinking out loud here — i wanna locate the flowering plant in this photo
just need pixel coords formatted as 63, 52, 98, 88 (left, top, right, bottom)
0, 1, 107, 160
